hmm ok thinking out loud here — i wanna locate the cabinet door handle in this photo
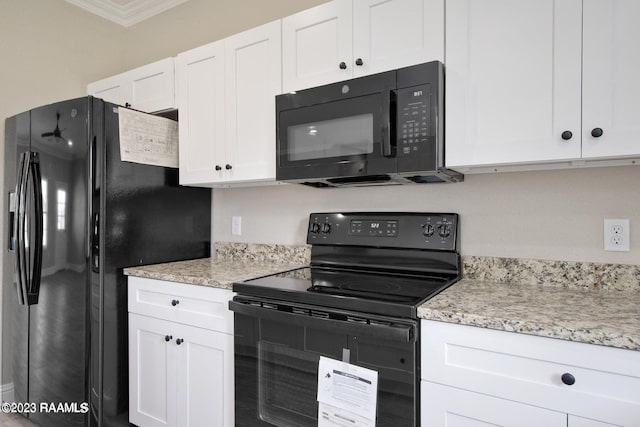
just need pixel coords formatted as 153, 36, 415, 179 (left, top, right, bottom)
176, 338, 184, 345
561, 130, 573, 140
339, 62, 347, 70
355, 58, 363, 66
225, 164, 232, 170
561, 373, 576, 386
591, 127, 604, 138
124, 102, 131, 108
164, 335, 173, 342
215, 165, 222, 171
171, 299, 180, 306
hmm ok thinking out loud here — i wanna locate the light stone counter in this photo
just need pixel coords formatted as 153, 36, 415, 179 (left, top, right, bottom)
418, 257, 640, 351
124, 243, 640, 351
123, 257, 306, 289
123, 242, 310, 289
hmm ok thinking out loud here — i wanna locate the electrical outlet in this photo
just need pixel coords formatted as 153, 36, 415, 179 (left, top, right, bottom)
604, 219, 630, 252
232, 216, 241, 236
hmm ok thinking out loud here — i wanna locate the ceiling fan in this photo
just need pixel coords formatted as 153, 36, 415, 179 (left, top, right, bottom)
41, 112, 68, 144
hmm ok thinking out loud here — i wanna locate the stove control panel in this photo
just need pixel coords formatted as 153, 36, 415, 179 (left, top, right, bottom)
307, 212, 458, 251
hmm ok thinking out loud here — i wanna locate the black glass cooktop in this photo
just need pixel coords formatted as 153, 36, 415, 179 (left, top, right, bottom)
233, 266, 458, 318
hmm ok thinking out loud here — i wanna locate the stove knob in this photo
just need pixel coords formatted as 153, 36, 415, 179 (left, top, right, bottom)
438, 224, 451, 238
310, 223, 321, 234
321, 223, 331, 234
423, 224, 435, 237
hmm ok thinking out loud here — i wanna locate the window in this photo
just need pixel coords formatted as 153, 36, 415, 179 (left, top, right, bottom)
57, 189, 66, 231
42, 179, 48, 247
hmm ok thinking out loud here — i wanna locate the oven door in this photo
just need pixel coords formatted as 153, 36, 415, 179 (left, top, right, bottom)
276, 73, 397, 183
230, 296, 418, 427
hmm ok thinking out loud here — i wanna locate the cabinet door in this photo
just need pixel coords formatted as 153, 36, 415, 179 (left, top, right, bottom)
177, 40, 226, 185
352, 0, 443, 77
224, 20, 281, 183
87, 74, 128, 106
282, 0, 352, 92
445, 0, 582, 169
421, 381, 567, 427
569, 415, 620, 427
129, 314, 177, 427
175, 325, 234, 427
128, 57, 176, 113
582, 0, 640, 159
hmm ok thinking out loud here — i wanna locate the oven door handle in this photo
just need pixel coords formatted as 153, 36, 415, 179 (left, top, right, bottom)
229, 300, 415, 343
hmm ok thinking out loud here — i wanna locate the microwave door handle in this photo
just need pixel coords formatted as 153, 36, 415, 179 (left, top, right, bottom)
381, 89, 394, 157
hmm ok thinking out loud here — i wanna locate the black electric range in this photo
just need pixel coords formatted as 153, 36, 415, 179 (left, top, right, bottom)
230, 212, 461, 427
233, 212, 460, 319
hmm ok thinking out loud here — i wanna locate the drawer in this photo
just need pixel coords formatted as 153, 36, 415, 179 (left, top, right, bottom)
128, 277, 234, 334
421, 320, 640, 426
421, 381, 566, 427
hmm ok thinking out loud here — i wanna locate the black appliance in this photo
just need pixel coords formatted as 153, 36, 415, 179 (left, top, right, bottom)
230, 212, 460, 426
275, 61, 463, 187
2, 96, 211, 426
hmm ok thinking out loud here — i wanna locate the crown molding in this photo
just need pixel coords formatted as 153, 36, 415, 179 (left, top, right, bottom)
65, 0, 190, 27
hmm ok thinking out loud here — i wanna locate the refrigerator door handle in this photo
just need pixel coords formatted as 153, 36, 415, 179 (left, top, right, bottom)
26, 152, 43, 305
14, 152, 29, 305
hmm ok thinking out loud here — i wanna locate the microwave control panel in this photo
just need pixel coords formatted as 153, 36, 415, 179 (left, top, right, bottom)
397, 84, 430, 156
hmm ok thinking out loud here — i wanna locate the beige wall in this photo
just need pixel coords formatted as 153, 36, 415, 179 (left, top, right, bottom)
213, 165, 640, 265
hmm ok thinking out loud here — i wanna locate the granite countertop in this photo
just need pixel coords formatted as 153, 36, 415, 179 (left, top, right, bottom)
418, 257, 640, 351
124, 243, 640, 352
123, 257, 306, 289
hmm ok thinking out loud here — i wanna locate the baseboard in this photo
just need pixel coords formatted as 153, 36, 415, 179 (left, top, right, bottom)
1, 382, 14, 403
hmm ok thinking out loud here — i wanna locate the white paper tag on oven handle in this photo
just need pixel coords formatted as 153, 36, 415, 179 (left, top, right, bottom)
317, 356, 378, 424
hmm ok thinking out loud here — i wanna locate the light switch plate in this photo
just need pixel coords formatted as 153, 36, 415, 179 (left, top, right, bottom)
232, 216, 241, 236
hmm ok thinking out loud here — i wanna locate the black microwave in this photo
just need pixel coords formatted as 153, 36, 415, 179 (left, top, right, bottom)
275, 61, 462, 187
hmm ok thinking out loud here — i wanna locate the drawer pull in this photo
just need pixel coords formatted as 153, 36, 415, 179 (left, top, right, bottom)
171, 299, 180, 306
561, 373, 576, 386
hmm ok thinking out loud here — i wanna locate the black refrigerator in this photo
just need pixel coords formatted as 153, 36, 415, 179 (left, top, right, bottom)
1, 96, 211, 426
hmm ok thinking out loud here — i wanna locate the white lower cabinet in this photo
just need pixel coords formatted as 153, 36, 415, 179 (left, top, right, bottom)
421, 382, 566, 426
420, 320, 640, 426
128, 278, 234, 427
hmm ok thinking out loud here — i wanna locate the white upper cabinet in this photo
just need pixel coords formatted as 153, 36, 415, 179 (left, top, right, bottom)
445, 0, 582, 169
446, 0, 640, 171
282, 0, 444, 93
352, 0, 444, 77
582, 0, 640, 159
88, 57, 176, 113
224, 20, 282, 183
177, 20, 281, 186
177, 40, 226, 185
282, 0, 352, 92
87, 74, 127, 107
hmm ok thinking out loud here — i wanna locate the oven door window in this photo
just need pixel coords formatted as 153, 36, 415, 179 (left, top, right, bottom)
278, 93, 388, 167
258, 341, 319, 427
255, 317, 346, 427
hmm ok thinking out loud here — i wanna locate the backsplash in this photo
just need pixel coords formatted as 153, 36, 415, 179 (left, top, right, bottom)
215, 242, 640, 291
463, 256, 640, 291
215, 242, 311, 265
